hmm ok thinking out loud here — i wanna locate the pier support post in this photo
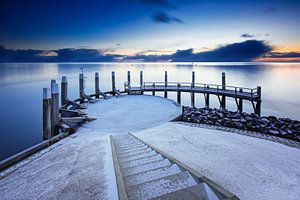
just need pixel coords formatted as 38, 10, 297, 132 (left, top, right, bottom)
112, 71, 116, 95
140, 71, 144, 94
95, 72, 100, 98
79, 73, 84, 103
191, 71, 195, 107
205, 86, 210, 108
61, 76, 68, 105
255, 86, 261, 116
164, 71, 168, 98
152, 83, 155, 96
127, 71, 131, 86
221, 72, 226, 109
43, 88, 52, 140
51, 81, 59, 136
238, 89, 243, 113
177, 83, 181, 104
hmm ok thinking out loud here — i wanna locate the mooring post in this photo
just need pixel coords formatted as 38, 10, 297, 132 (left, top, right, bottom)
152, 83, 155, 96
177, 83, 181, 104
140, 71, 144, 94
191, 71, 195, 107
238, 88, 243, 113
95, 72, 100, 98
255, 86, 261, 116
43, 88, 52, 140
61, 76, 68, 105
112, 71, 116, 95
221, 72, 226, 109
164, 71, 168, 98
79, 73, 84, 103
205, 86, 210, 108
51, 81, 59, 136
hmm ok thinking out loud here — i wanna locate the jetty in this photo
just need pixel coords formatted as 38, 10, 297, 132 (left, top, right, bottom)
0, 70, 270, 200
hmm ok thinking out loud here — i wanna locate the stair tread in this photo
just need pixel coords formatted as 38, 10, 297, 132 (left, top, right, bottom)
118, 148, 153, 158
151, 182, 221, 200
119, 150, 157, 162
124, 164, 182, 187
122, 159, 171, 176
126, 171, 198, 200
121, 154, 164, 169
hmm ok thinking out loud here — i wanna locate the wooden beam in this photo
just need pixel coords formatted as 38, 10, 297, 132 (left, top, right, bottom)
79, 73, 84, 103
255, 86, 261, 116
238, 88, 243, 113
191, 71, 195, 107
164, 71, 168, 98
140, 71, 144, 94
61, 76, 68, 105
51, 82, 60, 136
112, 71, 116, 96
95, 72, 100, 98
177, 83, 181, 104
43, 88, 51, 140
221, 72, 226, 109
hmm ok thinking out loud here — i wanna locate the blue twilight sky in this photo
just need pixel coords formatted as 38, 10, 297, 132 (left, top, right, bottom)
0, 0, 300, 60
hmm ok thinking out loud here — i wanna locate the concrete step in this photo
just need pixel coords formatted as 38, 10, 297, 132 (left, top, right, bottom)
123, 164, 181, 187
126, 171, 198, 200
118, 150, 157, 163
118, 146, 151, 155
151, 182, 222, 200
116, 143, 146, 151
121, 154, 164, 169
121, 159, 171, 176
118, 148, 153, 158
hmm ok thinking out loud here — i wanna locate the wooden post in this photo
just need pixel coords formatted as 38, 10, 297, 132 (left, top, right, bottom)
43, 88, 51, 140
112, 71, 116, 95
127, 71, 131, 85
221, 72, 226, 109
95, 72, 100, 98
238, 88, 243, 113
164, 71, 168, 98
191, 71, 195, 107
177, 83, 181, 104
61, 76, 68, 105
255, 86, 261, 116
140, 71, 144, 94
79, 73, 84, 103
51, 82, 59, 136
205, 86, 210, 108
152, 83, 155, 96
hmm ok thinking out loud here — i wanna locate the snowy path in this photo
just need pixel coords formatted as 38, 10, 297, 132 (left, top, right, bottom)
0, 95, 181, 200
134, 122, 300, 200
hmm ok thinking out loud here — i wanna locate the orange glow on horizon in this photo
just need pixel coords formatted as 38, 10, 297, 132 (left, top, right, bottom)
256, 57, 300, 62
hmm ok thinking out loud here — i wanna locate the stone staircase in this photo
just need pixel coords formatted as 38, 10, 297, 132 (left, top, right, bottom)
111, 134, 239, 200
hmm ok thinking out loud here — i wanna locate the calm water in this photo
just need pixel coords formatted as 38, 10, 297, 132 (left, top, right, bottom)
0, 62, 300, 160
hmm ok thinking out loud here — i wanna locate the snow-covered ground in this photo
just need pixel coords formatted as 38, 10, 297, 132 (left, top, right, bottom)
134, 122, 300, 200
0, 95, 181, 199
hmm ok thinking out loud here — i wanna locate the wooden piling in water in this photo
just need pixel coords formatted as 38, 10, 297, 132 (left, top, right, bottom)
238, 88, 243, 113
79, 73, 84, 103
221, 72, 226, 109
191, 71, 195, 107
43, 88, 52, 140
140, 71, 144, 94
255, 86, 261, 116
177, 83, 181, 104
112, 71, 116, 95
152, 83, 155, 96
61, 76, 68, 105
51, 81, 59, 136
95, 72, 100, 98
205, 85, 210, 108
164, 71, 168, 98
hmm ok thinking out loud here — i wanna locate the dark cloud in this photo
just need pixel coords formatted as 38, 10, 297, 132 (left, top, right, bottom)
0, 40, 273, 62
241, 33, 255, 38
265, 52, 300, 58
151, 11, 183, 24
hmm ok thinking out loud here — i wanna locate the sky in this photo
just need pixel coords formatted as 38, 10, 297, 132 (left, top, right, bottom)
0, 0, 300, 62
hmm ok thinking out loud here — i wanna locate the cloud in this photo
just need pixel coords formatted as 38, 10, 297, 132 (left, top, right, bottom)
241, 33, 255, 38
0, 40, 273, 62
151, 11, 183, 24
265, 52, 300, 58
